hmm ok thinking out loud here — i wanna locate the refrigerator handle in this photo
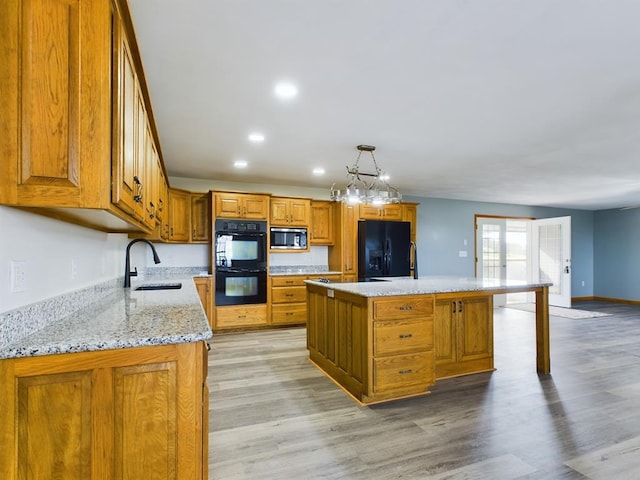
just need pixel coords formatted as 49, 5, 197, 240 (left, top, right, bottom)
410, 241, 418, 279
385, 239, 391, 274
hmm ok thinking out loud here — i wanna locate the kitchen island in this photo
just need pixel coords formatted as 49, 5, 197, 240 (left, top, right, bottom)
306, 276, 551, 404
0, 274, 212, 480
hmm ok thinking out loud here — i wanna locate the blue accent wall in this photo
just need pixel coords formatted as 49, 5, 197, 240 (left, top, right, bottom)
594, 207, 640, 301
403, 196, 595, 298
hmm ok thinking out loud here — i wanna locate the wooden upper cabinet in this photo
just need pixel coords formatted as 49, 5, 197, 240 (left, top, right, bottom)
215, 192, 269, 220
0, 0, 110, 209
359, 203, 403, 220
310, 201, 334, 245
402, 203, 418, 240
328, 202, 358, 280
191, 193, 210, 242
270, 197, 310, 226
168, 188, 190, 242
0, 0, 167, 233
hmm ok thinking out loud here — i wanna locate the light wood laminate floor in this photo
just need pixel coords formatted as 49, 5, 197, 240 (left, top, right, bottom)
208, 301, 640, 479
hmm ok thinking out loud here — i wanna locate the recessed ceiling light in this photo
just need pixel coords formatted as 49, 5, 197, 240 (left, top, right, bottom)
234, 160, 248, 169
312, 167, 325, 176
274, 82, 298, 100
248, 132, 265, 143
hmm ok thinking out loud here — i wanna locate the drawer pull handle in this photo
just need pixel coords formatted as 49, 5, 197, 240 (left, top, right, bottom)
399, 334, 413, 339
399, 369, 413, 375
237, 315, 246, 319
286, 312, 294, 316
285, 293, 294, 297
399, 305, 413, 311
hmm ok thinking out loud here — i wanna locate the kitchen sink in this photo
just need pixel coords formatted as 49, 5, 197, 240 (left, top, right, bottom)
135, 282, 182, 291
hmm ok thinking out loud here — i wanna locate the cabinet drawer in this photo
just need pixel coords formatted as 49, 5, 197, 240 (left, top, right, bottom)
374, 319, 433, 356
271, 286, 307, 303
271, 276, 307, 287
271, 303, 307, 324
373, 352, 434, 392
373, 296, 434, 320
215, 305, 268, 328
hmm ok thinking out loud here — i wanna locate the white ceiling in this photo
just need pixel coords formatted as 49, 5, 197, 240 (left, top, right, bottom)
127, 0, 640, 211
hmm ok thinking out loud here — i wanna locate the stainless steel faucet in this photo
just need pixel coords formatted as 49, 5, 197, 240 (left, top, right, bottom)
124, 239, 161, 288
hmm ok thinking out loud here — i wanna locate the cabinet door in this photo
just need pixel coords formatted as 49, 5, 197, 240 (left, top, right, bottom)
0, 0, 108, 208
270, 198, 290, 224
215, 193, 242, 218
142, 118, 158, 229
458, 295, 493, 363
215, 193, 268, 220
191, 193, 210, 242
241, 195, 269, 219
168, 189, 190, 242
402, 203, 418, 242
288, 198, 310, 226
328, 202, 358, 277
342, 204, 358, 276
0, 344, 206, 480
194, 277, 212, 326
156, 167, 168, 226
114, 362, 178, 479
358, 204, 403, 220
310, 201, 334, 245
434, 297, 457, 366
112, 21, 145, 220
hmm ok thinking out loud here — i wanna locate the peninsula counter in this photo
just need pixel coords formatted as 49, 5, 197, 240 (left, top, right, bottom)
305, 276, 551, 404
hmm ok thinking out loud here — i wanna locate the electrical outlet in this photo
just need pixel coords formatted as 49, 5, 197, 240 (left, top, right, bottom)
459, 250, 468, 258
10, 261, 27, 292
71, 259, 78, 279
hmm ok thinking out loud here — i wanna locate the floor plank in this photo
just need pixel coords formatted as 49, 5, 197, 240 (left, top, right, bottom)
208, 301, 640, 479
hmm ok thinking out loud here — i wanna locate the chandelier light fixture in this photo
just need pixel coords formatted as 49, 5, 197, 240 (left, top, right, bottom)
330, 145, 401, 205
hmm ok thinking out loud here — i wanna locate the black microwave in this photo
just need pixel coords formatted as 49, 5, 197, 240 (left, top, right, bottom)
270, 227, 308, 250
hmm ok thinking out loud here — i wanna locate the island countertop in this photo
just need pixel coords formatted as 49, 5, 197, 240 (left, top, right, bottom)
0, 275, 213, 359
305, 275, 552, 297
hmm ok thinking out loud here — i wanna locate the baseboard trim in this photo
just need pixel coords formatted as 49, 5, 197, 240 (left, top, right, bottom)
573, 296, 640, 306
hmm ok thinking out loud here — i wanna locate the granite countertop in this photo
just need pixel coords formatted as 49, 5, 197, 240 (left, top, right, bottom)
305, 275, 553, 298
0, 275, 212, 359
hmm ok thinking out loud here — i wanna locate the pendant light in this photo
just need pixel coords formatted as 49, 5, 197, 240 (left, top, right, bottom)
330, 145, 401, 204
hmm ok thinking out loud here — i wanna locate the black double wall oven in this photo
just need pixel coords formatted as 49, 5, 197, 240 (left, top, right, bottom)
214, 219, 267, 306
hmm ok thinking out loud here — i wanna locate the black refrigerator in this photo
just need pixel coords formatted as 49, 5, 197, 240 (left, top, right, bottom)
358, 220, 411, 280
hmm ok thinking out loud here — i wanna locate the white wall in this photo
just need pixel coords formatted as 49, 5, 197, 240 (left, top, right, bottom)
269, 246, 329, 267
0, 206, 129, 313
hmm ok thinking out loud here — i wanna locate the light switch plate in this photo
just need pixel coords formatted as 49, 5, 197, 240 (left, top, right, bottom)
10, 260, 27, 292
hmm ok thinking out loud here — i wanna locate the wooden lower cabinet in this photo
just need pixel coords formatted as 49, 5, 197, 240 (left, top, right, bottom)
0, 342, 208, 480
307, 285, 498, 404
270, 274, 340, 326
434, 293, 494, 379
194, 276, 213, 328
215, 304, 268, 330
307, 285, 435, 404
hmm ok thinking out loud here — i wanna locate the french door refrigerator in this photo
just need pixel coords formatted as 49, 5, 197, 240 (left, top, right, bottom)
357, 220, 411, 280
